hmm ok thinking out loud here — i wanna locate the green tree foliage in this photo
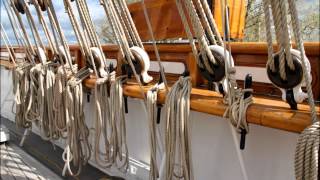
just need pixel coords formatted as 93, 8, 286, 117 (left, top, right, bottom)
243, 0, 319, 42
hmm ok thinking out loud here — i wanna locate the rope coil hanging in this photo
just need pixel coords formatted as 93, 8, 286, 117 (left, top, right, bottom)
63, 75, 91, 176
109, 76, 129, 172
162, 76, 193, 180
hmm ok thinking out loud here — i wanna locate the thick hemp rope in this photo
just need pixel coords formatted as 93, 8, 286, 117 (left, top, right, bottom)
3, 2, 36, 130
93, 71, 117, 168
9, 0, 54, 138
62, 0, 114, 175
62, 75, 91, 177
9, 0, 36, 63
263, 0, 310, 104
1, 23, 31, 129
162, 77, 193, 180
262, 0, 318, 179
64, 0, 115, 170
14, 0, 60, 141
285, 0, 319, 179
175, 0, 222, 74
109, 76, 129, 172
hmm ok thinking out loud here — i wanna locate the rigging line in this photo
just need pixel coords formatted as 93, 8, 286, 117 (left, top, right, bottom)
22, 1, 46, 50
288, 0, 319, 178
175, 0, 203, 69
46, 0, 75, 73
118, 0, 144, 48
104, 0, 149, 105
20, 0, 47, 64
181, 0, 216, 73
2, 0, 22, 47
4, 0, 33, 62
141, 0, 169, 92
9, 0, 36, 58
106, 0, 133, 59
32, 0, 57, 55
1, 24, 16, 65
63, 0, 99, 77
287, 0, 317, 123
193, 0, 217, 45
75, 0, 108, 70
111, 0, 135, 47
220, 1, 249, 180
99, 0, 124, 55
200, 0, 223, 45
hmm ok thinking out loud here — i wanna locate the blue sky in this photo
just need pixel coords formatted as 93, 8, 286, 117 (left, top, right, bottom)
0, 0, 107, 45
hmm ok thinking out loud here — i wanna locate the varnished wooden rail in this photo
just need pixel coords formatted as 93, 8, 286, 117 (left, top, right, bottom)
84, 79, 319, 133
1, 42, 319, 133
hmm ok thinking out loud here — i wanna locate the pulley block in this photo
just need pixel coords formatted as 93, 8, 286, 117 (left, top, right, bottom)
122, 46, 153, 84
36, 0, 47, 11
90, 47, 108, 78
14, 0, 25, 14
198, 45, 226, 84
267, 51, 303, 89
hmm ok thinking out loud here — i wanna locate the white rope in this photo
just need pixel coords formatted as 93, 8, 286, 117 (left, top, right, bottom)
220, 1, 250, 180
162, 77, 193, 180
93, 71, 116, 168
9, 0, 36, 62
109, 76, 129, 172
62, 76, 91, 177
286, 0, 319, 179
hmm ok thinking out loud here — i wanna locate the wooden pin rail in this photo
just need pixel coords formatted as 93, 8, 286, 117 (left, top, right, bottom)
84, 79, 319, 133
1, 42, 319, 133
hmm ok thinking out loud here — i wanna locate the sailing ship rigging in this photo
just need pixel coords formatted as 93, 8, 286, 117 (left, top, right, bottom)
0, 0, 319, 180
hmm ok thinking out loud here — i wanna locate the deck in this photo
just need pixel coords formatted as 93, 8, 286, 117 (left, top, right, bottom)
0, 143, 62, 180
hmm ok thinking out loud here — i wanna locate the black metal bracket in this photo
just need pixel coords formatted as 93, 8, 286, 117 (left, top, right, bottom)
87, 91, 91, 103
239, 74, 252, 150
156, 104, 162, 124
286, 89, 297, 110
124, 96, 128, 114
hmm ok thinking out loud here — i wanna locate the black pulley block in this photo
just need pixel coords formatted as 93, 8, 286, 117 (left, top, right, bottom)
198, 49, 225, 84
267, 53, 303, 89
37, 0, 47, 11
14, 0, 25, 14
121, 55, 143, 80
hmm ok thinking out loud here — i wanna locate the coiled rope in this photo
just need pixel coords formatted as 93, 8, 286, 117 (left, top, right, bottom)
64, 0, 115, 170
1, 22, 31, 129
93, 71, 116, 168
162, 77, 193, 180
62, 76, 91, 177
109, 76, 129, 172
